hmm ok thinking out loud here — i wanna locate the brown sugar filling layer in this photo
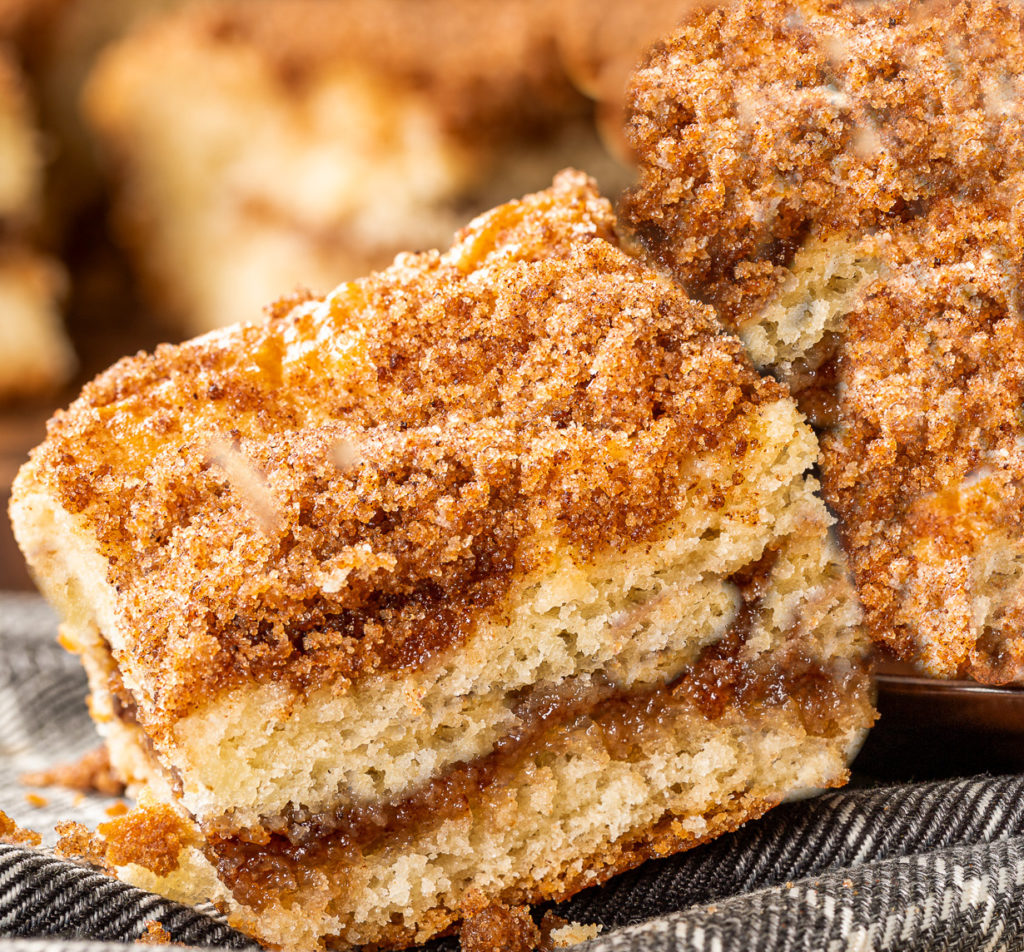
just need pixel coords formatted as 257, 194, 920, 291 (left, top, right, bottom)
197, 551, 869, 911
210, 642, 866, 912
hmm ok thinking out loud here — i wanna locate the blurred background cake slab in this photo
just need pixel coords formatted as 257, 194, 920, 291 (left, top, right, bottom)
0, 44, 72, 402
84, 0, 641, 334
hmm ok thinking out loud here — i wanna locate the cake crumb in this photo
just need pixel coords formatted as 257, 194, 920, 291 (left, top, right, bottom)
0, 810, 42, 847
549, 923, 603, 948
57, 807, 190, 879
22, 746, 125, 796
540, 912, 603, 949
106, 802, 130, 818
98, 805, 190, 877
136, 920, 179, 945
24, 793, 47, 808
55, 820, 108, 867
57, 628, 79, 653
461, 901, 541, 952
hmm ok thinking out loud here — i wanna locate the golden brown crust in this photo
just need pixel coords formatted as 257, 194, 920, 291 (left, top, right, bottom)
20, 170, 785, 729
622, 0, 1024, 682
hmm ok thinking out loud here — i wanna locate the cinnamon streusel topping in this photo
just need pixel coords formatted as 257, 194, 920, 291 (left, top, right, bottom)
622, 0, 1024, 327
26, 171, 784, 725
819, 205, 1024, 679
622, 0, 1024, 681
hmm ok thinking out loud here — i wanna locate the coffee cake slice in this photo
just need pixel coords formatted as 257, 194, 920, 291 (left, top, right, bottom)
621, 0, 1024, 684
12, 171, 873, 951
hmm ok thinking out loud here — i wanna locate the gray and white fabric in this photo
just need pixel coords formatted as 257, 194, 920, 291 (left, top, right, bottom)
0, 592, 1020, 952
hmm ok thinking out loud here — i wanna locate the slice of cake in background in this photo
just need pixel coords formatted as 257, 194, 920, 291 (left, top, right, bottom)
0, 45, 72, 401
0, 0, 187, 231
620, 0, 1024, 684
83, 0, 634, 336
11, 171, 874, 951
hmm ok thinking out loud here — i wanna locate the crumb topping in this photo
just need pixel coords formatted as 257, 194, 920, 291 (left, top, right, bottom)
622, 0, 1024, 681
22, 745, 126, 796
820, 205, 1024, 679
622, 0, 1024, 326
25, 171, 783, 723
0, 809, 41, 847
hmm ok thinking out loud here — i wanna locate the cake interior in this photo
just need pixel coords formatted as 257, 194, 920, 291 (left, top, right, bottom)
90, 507, 872, 952
20, 391, 854, 830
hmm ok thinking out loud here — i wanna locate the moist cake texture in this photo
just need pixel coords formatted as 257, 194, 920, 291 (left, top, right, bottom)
83, 0, 632, 334
13, 172, 874, 950
622, 0, 1024, 683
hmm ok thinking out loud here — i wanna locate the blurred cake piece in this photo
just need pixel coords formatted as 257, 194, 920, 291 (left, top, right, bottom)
0, 46, 71, 400
84, 0, 631, 334
12, 172, 874, 951
0, 0, 188, 229
621, 0, 1024, 683
0, 248, 68, 400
